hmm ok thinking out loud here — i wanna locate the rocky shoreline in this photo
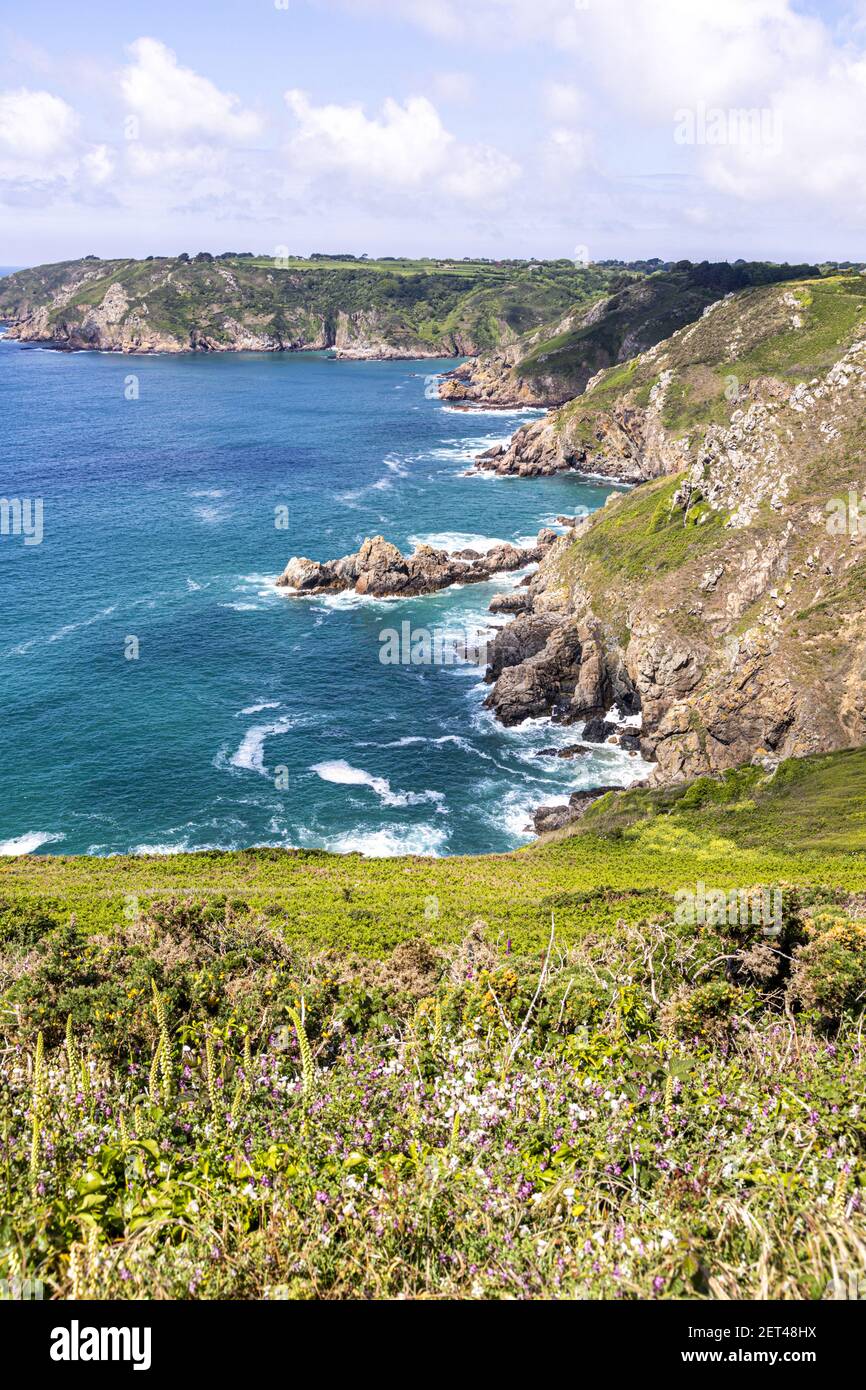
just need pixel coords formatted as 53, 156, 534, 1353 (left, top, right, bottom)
276, 531, 558, 598
277, 525, 651, 837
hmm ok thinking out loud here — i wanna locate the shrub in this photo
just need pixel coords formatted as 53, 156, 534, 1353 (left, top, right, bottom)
788, 912, 866, 1026
665, 980, 740, 1040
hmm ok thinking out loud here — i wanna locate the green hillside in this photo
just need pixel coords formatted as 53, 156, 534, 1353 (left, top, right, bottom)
0, 254, 619, 355
3, 749, 866, 1300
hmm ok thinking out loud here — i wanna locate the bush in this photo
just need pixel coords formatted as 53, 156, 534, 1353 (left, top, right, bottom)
665, 980, 740, 1040
788, 912, 866, 1026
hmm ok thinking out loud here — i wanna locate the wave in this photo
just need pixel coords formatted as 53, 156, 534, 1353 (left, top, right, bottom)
313, 589, 402, 610
238, 700, 282, 716
310, 759, 444, 809
438, 405, 546, 418
406, 530, 518, 554
4, 604, 118, 658
131, 840, 192, 856
427, 432, 515, 465
0, 830, 65, 856
319, 824, 449, 857
193, 502, 234, 525
375, 733, 476, 753
228, 715, 295, 775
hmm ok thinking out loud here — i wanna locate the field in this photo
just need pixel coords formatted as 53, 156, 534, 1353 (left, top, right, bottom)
2, 751, 866, 1299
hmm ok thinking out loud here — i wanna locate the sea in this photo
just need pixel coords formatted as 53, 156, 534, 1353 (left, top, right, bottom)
0, 338, 649, 857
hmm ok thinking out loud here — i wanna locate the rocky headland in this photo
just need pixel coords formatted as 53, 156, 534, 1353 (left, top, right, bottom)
0, 254, 616, 358
478, 316, 866, 789
276, 531, 557, 598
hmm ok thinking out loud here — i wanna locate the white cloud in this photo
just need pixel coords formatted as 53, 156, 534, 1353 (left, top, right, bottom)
440, 143, 521, 201
0, 88, 116, 196
345, 0, 866, 224
545, 125, 592, 174
121, 38, 262, 144
0, 89, 80, 179
82, 144, 115, 186
543, 81, 584, 122
284, 89, 519, 202
578, 0, 824, 116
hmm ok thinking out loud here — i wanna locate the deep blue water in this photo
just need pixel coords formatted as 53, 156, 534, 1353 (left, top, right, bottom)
0, 340, 647, 857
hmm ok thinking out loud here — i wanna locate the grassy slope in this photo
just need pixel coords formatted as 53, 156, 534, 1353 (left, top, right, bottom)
0, 256, 617, 354
555, 273, 866, 454
472, 262, 822, 402
4, 750, 866, 953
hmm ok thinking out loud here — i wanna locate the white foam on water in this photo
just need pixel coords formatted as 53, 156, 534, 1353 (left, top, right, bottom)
314, 589, 402, 610
0, 831, 65, 856
238, 701, 282, 716
406, 531, 514, 554
131, 841, 192, 856
438, 405, 546, 418
4, 605, 119, 658
310, 759, 444, 809
320, 824, 449, 858
375, 733, 476, 753
194, 503, 232, 525
228, 716, 295, 775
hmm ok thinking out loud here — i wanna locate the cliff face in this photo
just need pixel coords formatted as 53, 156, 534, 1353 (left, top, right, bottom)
474, 275, 866, 482
438, 262, 820, 411
0, 255, 617, 357
482, 282, 866, 785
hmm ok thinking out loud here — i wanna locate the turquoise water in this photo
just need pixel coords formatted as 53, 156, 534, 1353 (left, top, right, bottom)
0, 340, 646, 857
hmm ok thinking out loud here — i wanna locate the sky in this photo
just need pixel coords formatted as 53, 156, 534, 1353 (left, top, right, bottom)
0, 0, 864, 266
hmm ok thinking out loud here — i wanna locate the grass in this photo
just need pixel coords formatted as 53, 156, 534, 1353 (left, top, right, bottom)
2, 749, 866, 1299
549, 274, 866, 462
3, 751, 866, 954
0, 255, 617, 357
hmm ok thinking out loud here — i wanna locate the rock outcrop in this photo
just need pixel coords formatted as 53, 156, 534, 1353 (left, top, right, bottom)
531, 786, 624, 835
276, 532, 555, 599
482, 328, 866, 785
438, 263, 818, 411
0, 255, 617, 358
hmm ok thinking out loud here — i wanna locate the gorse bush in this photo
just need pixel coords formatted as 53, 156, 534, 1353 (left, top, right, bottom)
789, 911, 866, 1025
1, 899, 864, 1300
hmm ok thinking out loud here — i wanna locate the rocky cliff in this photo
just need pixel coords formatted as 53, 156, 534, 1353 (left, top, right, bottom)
0, 255, 616, 357
439, 261, 819, 410
481, 278, 866, 786
474, 274, 866, 482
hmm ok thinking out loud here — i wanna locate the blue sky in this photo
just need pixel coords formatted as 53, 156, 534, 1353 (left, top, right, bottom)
1, 0, 864, 265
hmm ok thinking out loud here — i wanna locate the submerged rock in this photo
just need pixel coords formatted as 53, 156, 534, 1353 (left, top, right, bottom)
581, 718, 618, 743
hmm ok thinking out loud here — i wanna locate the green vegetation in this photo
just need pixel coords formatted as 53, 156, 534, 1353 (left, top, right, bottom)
0, 255, 619, 356
2, 749, 865, 1299
4, 752, 866, 953
554, 273, 866, 457
480, 261, 821, 404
